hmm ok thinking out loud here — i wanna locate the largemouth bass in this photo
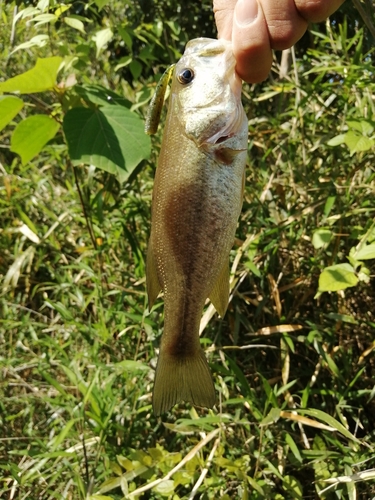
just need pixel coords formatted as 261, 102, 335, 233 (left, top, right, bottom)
146, 38, 248, 416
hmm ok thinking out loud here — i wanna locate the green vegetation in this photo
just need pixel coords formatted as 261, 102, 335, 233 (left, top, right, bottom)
1, 0, 375, 498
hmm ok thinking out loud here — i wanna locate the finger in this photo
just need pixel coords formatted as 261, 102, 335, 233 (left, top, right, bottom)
232, 0, 273, 83
294, 0, 346, 23
259, 0, 307, 50
213, 0, 237, 40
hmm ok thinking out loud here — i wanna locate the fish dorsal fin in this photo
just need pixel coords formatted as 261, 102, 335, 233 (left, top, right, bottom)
209, 261, 230, 317
145, 64, 175, 135
146, 240, 162, 311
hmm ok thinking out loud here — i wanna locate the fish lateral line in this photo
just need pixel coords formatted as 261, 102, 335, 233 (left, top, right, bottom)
145, 64, 176, 135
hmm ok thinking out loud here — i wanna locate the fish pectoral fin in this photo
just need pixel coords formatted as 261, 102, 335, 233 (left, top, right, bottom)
213, 147, 247, 165
209, 261, 230, 318
146, 240, 162, 311
153, 349, 216, 416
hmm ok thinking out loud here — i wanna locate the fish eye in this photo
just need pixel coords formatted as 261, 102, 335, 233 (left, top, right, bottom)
177, 68, 194, 84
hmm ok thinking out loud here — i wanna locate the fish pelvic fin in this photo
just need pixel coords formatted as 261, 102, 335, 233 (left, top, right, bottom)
146, 240, 162, 311
152, 349, 216, 416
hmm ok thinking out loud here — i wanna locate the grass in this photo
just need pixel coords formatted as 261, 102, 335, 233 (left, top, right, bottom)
1, 5, 375, 500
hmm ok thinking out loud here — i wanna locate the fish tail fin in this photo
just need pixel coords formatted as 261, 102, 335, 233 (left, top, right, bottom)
152, 349, 216, 416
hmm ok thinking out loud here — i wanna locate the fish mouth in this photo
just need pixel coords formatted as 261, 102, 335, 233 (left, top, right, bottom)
181, 100, 246, 149
205, 102, 246, 145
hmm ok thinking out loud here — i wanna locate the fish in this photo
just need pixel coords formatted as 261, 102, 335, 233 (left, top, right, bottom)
145, 37, 248, 416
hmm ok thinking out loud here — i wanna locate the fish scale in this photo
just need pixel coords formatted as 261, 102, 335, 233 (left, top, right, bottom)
146, 38, 248, 415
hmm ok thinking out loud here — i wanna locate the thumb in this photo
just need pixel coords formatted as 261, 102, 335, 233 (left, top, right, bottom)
232, 0, 272, 82
213, 0, 237, 40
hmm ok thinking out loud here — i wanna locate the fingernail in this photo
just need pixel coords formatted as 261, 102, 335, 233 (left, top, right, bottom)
235, 0, 258, 27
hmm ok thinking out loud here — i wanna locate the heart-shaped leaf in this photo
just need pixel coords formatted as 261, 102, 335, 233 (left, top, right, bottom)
317, 263, 358, 293
0, 96, 24, 131
63, 105, 150, 182
0, 57, 62, 94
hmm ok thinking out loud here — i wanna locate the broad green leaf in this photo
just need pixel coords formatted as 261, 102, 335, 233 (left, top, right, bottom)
298, 408, 361, 443
54, 4, 70, 17
357, 267, 370, 283
245, 260, 261, 277
64, 17, 85, 33
118, 26, 133, 49
327, 133, 346, 146
174, 470, 193, 486
347, 119, 374, 135
318, 263, 358, 293
0, 57, 62, 93
13, 6, 39, 23
247, 476, 266, 495
153, 479, 175, 496
93, 0, 110, 9
354, 243, 375, 260
114, 55, 133, 72
344, 130, 374, 155
282, 475, 303, 500
312, 229, 332, 249
75, 84, 131, 108
32, 13, 57, 26
129, 59, 142, 80
0, 96, 24, 131
10, 34, 49, 55
323, 196, 335, 217
92, 28, 113, 57
36, 0, 49, 10
10, 115, 60, 164
117, 455, 133, 471
63, 106, 151, 183
96, 476, 122, 494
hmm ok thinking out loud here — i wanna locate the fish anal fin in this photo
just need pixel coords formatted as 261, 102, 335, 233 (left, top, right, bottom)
152, 349, 216, 416
209, 261, 230, 317
146, 240, 162, 311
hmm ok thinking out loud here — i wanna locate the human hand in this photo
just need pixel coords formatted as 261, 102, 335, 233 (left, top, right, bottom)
214, 0, 345, 83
